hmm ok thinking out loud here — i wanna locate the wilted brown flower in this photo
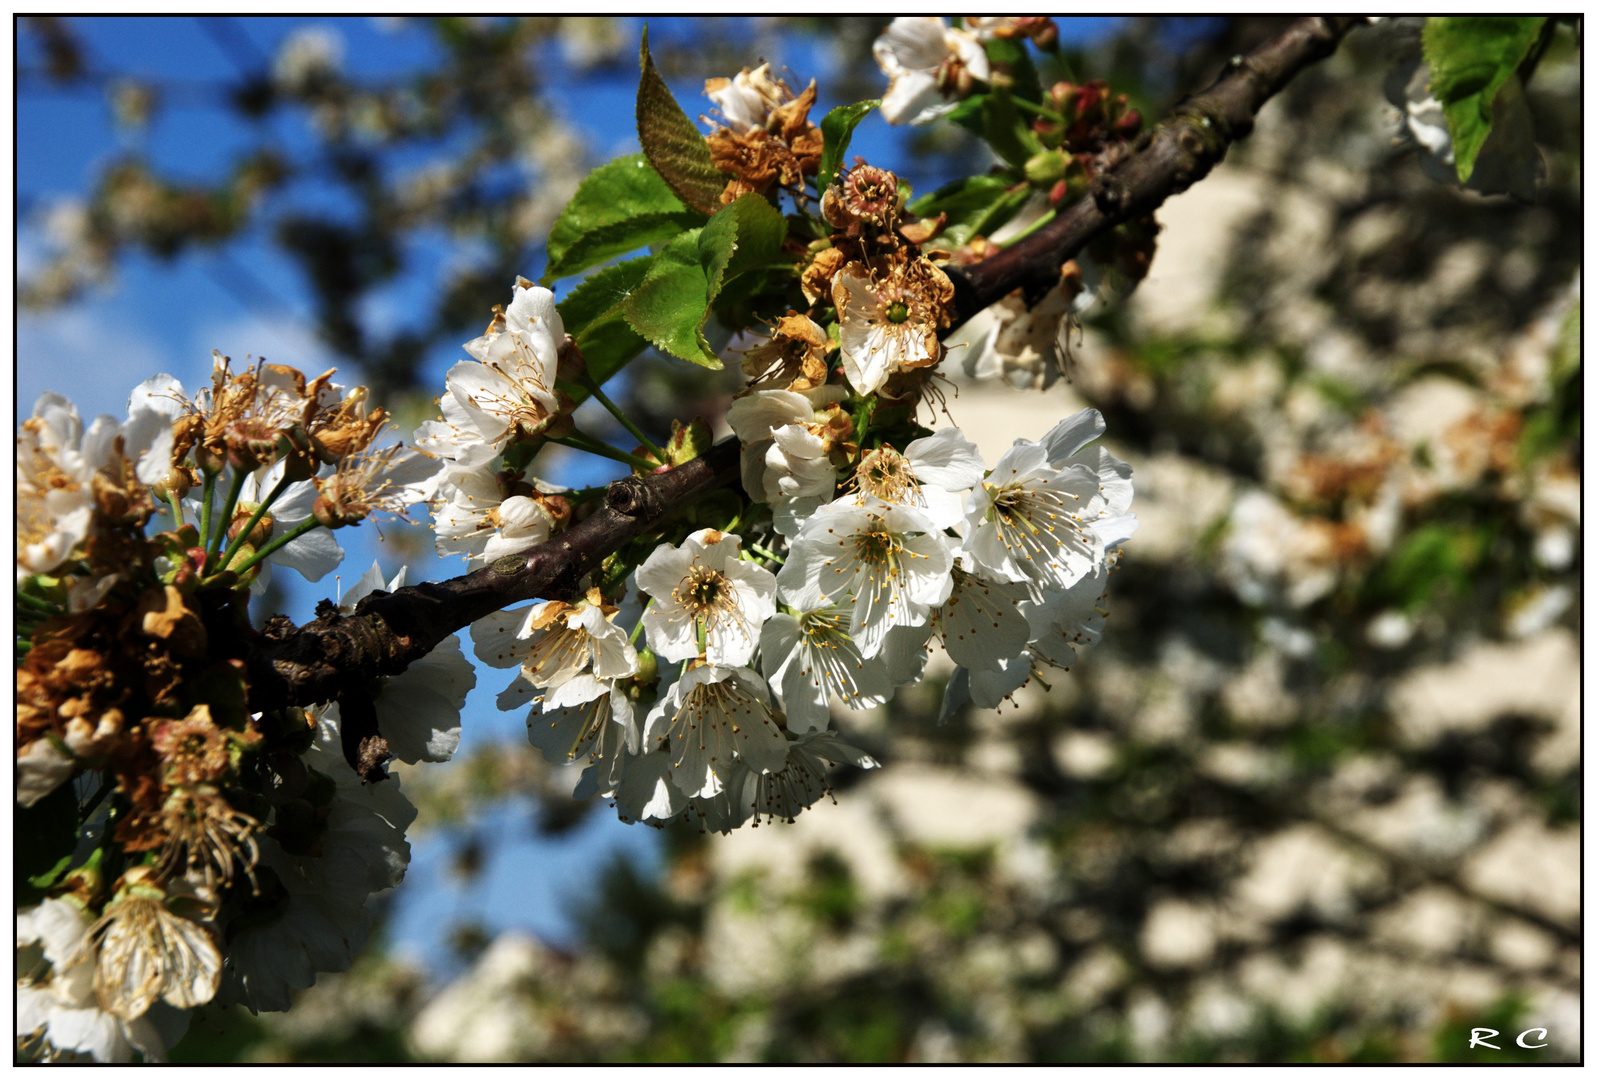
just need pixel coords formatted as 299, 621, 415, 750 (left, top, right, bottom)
741, 312, 832, 393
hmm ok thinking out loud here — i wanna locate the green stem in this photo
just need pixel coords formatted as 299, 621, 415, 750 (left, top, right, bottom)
552, 434, 661, 473
226, 517, 322, 580
854, 396, 876, 451
15, 593, 60, 614
629, 598, 654, 645
207, 468, 249, 563
197, 471, 216, 551
582, 373, 668, 463
998, 207, 1058, 247
1008, 95, 1064, 124
216, 474, 292, 574
165, 491, 186, 527
747, 541, 786, 565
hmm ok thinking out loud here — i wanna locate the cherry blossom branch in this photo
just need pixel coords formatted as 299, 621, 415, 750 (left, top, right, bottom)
947, 16, 1361, 322
241, 16, 1358, 715
243, 444, 740, 713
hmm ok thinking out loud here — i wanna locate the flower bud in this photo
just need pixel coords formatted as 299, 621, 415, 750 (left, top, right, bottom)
227, 506, 274, 548
556, 336, 588, 383
1024, 149, 1070, 187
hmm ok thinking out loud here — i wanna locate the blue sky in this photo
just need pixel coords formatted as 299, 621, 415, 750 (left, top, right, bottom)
17, 15, 1122, 979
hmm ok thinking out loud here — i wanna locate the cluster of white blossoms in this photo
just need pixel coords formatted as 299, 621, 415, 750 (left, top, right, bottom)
452, 291, 1137, 831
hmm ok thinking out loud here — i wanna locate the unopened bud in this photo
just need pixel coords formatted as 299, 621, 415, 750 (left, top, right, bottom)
1051, 82, 1078, 119
557, 336, 588, 383
1113, 108, 1142, 138
227, 507, 274, 548
1024, 149, 1070, 187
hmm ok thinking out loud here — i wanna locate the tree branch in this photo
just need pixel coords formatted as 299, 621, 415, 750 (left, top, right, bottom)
948, 16, 1360, 323
242, 16, 1359, 716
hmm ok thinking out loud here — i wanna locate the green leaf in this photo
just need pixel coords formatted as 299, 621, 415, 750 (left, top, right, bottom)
17, 781, 79, 900
623, 228, 720, 367
908, 174, 1025, 248
1422, 17, 1547, 182
636, 29, 726, 217
542, 154, 701, 282
618, 195, 786, 369
817, 99, 880, 192
557, 257, 654, 386
980, 88, 1044, 171
717, 193, 787, 279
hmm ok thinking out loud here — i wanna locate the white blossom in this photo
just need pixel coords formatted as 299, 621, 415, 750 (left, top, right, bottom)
777, 499, 954, 658
835, 426, 984, 531
833, 265, 943, 396
760, 606, 892, 734
415, 281, 565, 466
216, 707, 415, 1014
429, 467, 558, 567
637, 529, 777, 668
961, 410, 1133, 598
726, 387, 845, 506
642, 665, 789, 799
873, 17, 990, 126
534, 674, 639, 799
704, 63, 787, 132
683, 729, 880, 834
17, 899, 189, 1062
473, 593, 639, 705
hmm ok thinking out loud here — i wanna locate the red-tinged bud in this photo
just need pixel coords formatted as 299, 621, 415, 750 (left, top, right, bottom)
1049, 179, 1070, 206
1114, 109, 1142, 138
1052, 82, 1079, 119
186, 547, 209, 573
172, 567, 198, 593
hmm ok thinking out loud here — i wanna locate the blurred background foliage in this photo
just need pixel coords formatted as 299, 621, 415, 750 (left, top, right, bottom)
19, 15, 1580, 1064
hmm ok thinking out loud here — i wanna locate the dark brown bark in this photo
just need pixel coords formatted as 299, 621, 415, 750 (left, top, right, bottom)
243, 16, 1359, 717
